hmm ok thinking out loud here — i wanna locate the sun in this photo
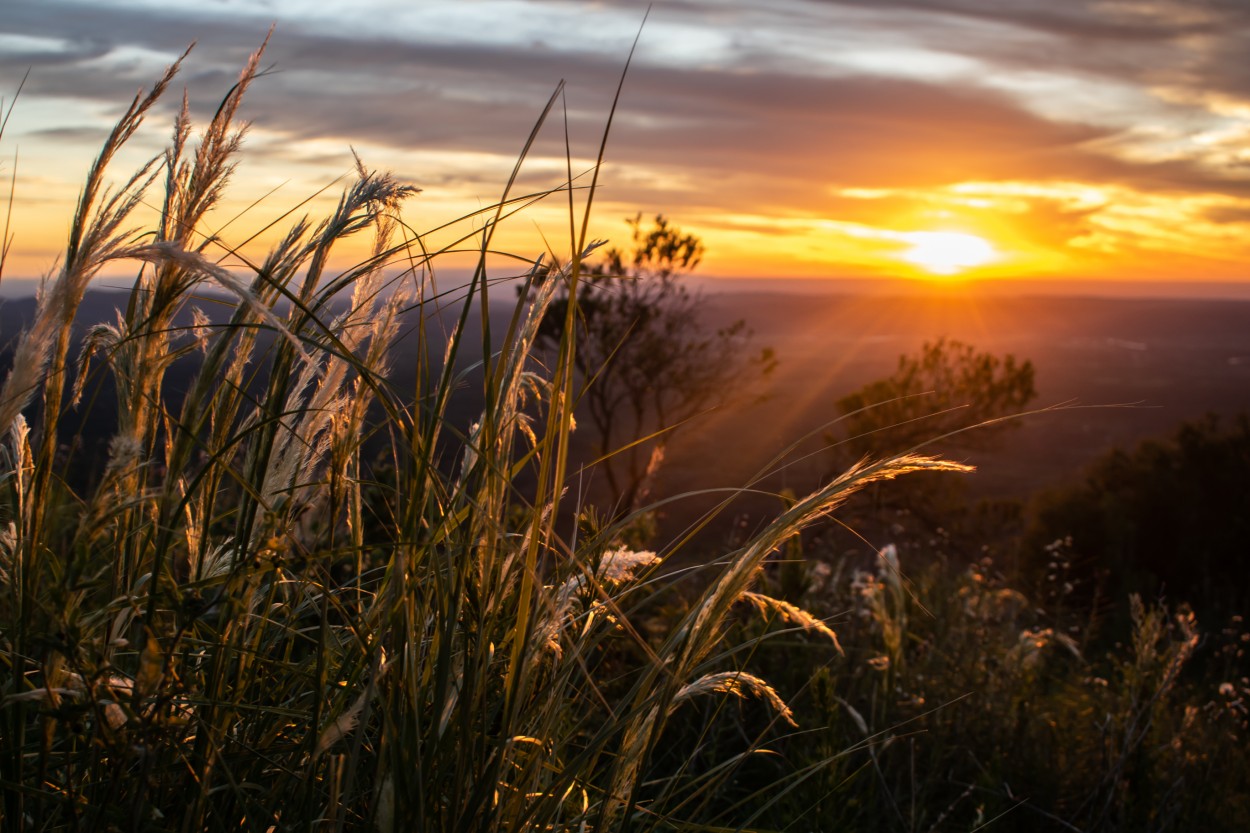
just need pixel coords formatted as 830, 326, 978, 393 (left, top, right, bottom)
900, 231, 998, 275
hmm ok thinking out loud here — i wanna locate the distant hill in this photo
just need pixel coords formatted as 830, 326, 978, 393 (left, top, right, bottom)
6, 287, 1250, 541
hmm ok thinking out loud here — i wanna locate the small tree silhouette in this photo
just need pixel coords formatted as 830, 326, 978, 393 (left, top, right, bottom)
535, 214, 775, 513
835, 338, 1036, 457
828, 338, 1037, 544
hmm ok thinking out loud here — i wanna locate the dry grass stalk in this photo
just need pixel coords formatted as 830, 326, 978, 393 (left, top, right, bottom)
740, 590, 843, 652
674, 670, 798, 727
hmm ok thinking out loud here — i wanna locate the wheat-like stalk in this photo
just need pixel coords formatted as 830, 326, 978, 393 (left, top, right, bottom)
739, 590, 843, 652
674, 670, 798, 727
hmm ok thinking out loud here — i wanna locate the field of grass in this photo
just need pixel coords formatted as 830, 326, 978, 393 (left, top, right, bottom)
2, 42, 1247, 833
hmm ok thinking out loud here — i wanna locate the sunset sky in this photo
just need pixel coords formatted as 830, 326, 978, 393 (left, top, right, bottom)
3, 0, 1250, 291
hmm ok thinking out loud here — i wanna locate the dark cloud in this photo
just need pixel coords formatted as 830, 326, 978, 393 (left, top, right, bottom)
5, 0, 1250, 229
820, 0, 1239, 42
1, 4, 269, 126
22, 125, 110, 142
611, 68, 1250, 206
1, 2, 618, 147
584, 0, 1250, 107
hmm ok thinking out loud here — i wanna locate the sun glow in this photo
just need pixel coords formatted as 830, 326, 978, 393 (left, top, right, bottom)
900, 231, 998, 275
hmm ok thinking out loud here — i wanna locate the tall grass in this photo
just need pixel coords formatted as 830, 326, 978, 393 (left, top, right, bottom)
724, 535, 1250, 832
0, 41, 969, 832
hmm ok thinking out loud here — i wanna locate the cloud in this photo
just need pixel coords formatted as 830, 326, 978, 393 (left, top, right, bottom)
21, 125, 111, 142
5, 0, 1250, 281
4, 0, 1245, 183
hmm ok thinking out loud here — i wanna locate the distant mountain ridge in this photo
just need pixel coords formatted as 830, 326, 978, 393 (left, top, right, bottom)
5, 288, 1250, 531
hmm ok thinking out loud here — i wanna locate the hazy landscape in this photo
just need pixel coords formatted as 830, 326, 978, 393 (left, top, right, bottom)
665, 289, 1250, 494
11, 286, 1250, 508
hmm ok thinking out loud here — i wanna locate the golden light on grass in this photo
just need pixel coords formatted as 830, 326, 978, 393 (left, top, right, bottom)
899, 230, 998, 276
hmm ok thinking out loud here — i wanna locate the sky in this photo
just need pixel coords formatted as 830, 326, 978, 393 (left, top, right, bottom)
3, 0, 1250, 292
